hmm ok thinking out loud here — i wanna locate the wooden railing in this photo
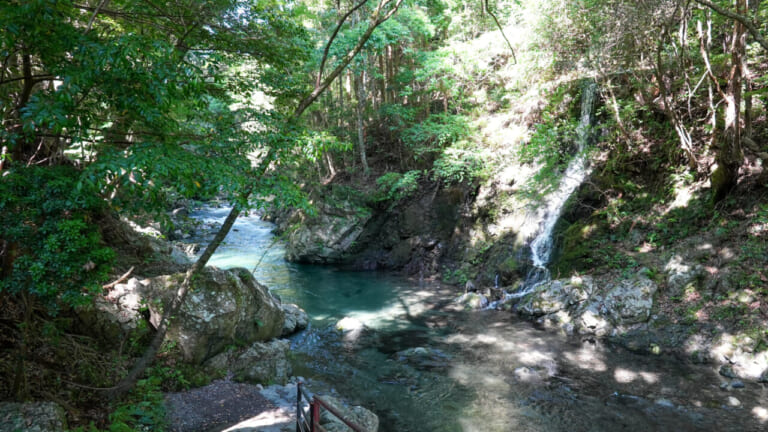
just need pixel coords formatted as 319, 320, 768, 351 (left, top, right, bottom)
297, 382, 367, 432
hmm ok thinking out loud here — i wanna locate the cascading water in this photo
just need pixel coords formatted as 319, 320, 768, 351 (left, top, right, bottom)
491, 80, 597, 307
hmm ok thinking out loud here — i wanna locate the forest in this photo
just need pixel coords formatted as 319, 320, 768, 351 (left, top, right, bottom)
2, 0, 768, 431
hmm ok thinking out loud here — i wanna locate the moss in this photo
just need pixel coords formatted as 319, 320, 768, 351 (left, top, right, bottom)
553, 220, 601, 275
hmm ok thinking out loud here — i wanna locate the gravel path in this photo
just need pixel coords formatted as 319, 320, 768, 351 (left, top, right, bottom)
165, 380, 301, 432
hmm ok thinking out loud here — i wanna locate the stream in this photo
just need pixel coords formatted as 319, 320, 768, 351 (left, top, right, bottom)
189, 206, 768, 432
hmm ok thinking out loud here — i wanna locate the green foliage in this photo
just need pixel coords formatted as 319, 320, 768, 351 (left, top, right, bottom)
432, 147, 487, 185
401, 113, 470, 160
106, 373, 167, 432
375, 170, 421, 203
0, 166, 114, 313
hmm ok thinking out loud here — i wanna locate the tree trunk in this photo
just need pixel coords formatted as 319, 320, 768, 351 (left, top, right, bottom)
354, 68, 369, 175
712, 0, 746, 202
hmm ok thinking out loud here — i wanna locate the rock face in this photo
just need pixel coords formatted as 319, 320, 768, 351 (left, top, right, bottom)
278, 183, 473, 276
0, 402, 67, 432
318, 396, 379, 432
286, 200, 372, 264
79, 267, 285, 364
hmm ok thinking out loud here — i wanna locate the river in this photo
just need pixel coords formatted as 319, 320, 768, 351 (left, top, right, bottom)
189, 206, 768, 432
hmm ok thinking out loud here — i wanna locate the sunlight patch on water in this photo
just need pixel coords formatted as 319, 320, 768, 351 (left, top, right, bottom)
613, 368, 660, 384
752, 406, 768, 423
564, 346, 607, 372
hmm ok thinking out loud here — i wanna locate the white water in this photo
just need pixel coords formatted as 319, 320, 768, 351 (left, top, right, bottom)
491, 81, 597, 307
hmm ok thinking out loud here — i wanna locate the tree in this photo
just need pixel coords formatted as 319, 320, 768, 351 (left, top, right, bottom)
107, 0, 405, 399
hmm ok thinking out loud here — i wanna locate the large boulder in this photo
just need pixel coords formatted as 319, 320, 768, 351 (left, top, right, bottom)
286, 200, 371, 264
517, 276, 594, 316
573, 269, 658, 335
80, 267, 284, 364
664, 254, 704, 297
318, 396, 379, 432
148, 267, 285, 364
0, 402, 67, 432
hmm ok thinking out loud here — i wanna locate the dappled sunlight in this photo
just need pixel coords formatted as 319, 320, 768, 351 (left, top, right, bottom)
613, 368, 659, 384
222, 407, 294, 431
448, 364, 507, 389
563, 345, 608, 373
752, 406, 768, 424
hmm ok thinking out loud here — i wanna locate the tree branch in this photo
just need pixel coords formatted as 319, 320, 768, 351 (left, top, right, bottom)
297, 0, 404, 118
484, 0, 517, 64
107, 0, 404, 401
316, 0, 370, 89
86, 0, 111, 33
694, 0, 768, 52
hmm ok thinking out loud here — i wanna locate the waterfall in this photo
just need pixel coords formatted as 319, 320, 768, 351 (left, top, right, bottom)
489, 81, 597, 308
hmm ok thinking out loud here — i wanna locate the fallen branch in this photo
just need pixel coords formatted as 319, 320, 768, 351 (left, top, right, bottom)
102, 266, 134, 290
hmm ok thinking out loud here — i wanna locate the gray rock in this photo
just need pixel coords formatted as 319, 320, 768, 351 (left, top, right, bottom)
75, 277, 147, 344
730, 380, 745, 389
318, 395, 379, 432
517, 276, 594, 316
575, 303, 612, 336
0, 402, 67, 432
664, 255, 704, 297
286, 200, 371, 264
151, 267, 284, 364
759, 369, 768, 383
230, 339, 293, 385
601, 270, 657, 325
719, 365, 738, 379
78, 267, 285, 362
455, 292, 489, 310
281, 303, 309, 337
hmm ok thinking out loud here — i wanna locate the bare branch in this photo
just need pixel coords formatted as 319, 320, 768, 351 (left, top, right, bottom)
694, 0, 768, 52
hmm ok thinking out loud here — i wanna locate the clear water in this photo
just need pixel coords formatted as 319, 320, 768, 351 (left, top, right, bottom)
189, 207, 768, 432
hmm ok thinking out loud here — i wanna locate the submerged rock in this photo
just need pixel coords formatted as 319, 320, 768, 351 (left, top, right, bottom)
0, 402, 67, 432
395, 347, 451, 369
